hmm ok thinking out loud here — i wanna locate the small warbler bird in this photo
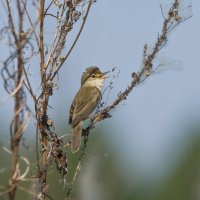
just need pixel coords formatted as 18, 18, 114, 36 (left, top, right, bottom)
69, 66, 109, 153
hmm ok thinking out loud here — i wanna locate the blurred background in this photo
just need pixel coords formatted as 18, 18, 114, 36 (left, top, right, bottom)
1, 0, 200, 199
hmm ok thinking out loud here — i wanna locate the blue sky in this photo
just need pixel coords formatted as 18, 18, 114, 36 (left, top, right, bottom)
0, 0, 200, 179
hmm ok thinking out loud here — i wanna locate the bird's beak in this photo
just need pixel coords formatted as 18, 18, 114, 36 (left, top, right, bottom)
101, 71, 110, 78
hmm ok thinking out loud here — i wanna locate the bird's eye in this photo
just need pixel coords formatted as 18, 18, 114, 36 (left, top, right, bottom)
91, 74, 95, 78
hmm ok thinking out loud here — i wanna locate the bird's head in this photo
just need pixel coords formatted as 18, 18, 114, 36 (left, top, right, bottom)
81, 66, 109, 89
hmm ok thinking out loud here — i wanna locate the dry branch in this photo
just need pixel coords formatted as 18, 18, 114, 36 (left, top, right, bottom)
0, 0, 191, 199
65, 0, 191, 197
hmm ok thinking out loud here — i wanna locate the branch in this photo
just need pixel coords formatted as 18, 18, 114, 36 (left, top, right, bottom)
66, 0, 191, 197
85, 0, 187, 133
21, 0, 40, 48
50, 0, 92, 81
7, 0, 27, 198
38, 0, 49, 198
5, 0, 18, 44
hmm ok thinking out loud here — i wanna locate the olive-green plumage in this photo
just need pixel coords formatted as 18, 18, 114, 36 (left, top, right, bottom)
69, 66, 108, 153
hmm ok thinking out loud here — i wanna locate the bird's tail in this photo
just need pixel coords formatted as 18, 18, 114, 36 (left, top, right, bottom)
71, 121, 83, 153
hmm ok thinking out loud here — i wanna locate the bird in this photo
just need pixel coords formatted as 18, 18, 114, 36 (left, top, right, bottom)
69, 66, 109, 153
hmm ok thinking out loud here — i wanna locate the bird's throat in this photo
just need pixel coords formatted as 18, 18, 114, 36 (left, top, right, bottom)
84, 78, 104, 91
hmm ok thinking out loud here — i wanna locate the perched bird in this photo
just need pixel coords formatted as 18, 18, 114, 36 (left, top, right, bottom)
69, 66, 109, 153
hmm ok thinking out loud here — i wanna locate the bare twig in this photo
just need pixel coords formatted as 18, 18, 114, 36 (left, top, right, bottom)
50, 0, 92, 80
5, 0, 18, 44
0, 0, 191, 199
22, 66, 37, 103
6, 0, 27, 199
0, 77, 23, 105
38, 1, 49, 197
66, 0, 191, 197
21, 0, 40, 48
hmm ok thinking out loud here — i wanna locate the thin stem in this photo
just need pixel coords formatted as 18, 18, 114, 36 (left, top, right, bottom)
5, 0, 18, 44
50, 0, 92, 81
8, 0, 24, 199
39, 0, 48, 192
21, 0, 40, 48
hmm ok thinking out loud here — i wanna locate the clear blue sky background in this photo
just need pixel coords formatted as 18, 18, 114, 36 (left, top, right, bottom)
0, 0, 200, 182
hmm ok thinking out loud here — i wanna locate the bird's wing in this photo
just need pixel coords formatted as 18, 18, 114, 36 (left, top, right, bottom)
69, 86, 101, 127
